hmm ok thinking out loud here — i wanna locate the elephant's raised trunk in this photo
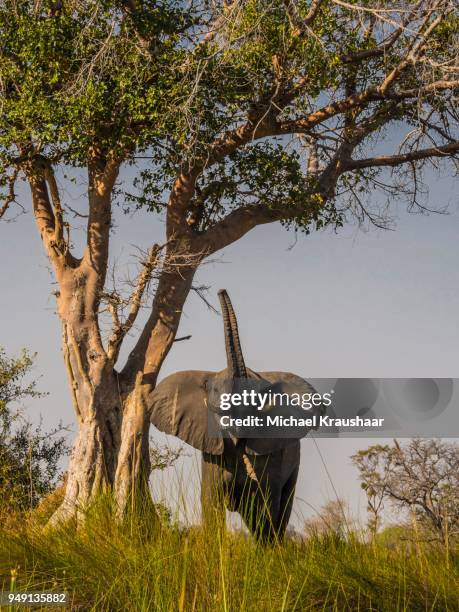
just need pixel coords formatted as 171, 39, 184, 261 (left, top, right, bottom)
218, 289, 247, 379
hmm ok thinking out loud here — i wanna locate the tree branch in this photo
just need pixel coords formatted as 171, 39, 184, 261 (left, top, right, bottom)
378, 6, 449, 96
166, 171, 199, 239
278, 79, 456, 136
0, 169, 18, 219
43, 163, 64, 248
283, 0, 324, 36
340, 1, 420, 65
118, 0, 158, 57
107, 244, 160, 363
82, 153, 120, 286
201, 78, 455, 178
195, 100, 411, 256
196, 204, 283, 256
25, 158, 70, 272
345, 141, 459, 170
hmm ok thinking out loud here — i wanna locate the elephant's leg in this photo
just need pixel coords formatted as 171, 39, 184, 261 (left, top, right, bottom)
239, 481, 281, 544
245, 471, 296, 543
275, 464, 299, 540
201, 453, 227, 533
233, 452, 279, 543
254, 491, 282, 544
241, 444, 300, 543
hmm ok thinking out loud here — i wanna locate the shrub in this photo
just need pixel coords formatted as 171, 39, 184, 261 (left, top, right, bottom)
0, 348, 68, 522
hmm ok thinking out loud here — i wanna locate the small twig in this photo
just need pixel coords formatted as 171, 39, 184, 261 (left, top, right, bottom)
65, 203, 89, 218
192, 284, 219, 313
0, 169, 19, 219
107, 244, 160, 362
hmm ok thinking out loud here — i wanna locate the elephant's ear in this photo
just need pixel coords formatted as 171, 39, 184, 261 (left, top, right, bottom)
150, 370, 224, 455
244, 374, 322, 456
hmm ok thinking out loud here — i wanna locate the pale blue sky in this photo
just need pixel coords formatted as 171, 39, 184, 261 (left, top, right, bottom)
1, 165, 458, 530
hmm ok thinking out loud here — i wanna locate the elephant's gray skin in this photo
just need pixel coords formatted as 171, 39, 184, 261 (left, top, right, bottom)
150, 290, 322, 542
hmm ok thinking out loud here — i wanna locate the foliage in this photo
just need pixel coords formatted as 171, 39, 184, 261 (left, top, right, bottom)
0, 347, 40, 406
149, 439, 185, 472
0, 0, 189, 157
1, 1, 457, 232
0, 348, 68, 519
0, 500, 457, 611
352, 439, 459, 545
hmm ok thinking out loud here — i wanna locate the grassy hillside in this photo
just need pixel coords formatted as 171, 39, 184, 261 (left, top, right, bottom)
1, 502, 457, 612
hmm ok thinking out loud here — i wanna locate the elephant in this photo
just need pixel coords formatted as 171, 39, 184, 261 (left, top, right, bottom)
150, 289, 323, 542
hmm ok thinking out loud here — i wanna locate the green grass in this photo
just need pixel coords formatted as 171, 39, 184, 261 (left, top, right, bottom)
0, 501, 457, 612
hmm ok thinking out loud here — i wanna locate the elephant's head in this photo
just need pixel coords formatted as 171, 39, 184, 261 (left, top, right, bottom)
150, 290, 323, 455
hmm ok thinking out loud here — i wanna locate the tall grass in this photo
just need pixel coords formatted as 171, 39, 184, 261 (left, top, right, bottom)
0, 497, 457, 611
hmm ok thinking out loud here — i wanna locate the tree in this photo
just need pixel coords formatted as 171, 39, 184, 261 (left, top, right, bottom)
0, 347, 68, 520
303, 499, 354, 540
352, 439, 459, 545
0, 1, 457, 522
351, 443, 391, 537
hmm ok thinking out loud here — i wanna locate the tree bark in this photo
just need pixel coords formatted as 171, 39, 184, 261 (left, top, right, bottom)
114, 262, 197, 517
49, 259, 196, 524
51, 394, 121, 524
49, 280, 123, 523
113, 374, 152, 518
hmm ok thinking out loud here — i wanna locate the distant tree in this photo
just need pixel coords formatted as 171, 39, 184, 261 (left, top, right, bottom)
0, 1, 457, 522
0, 348, 68, 519
352, 439, 459, 545
304, 499, 353, 540
350, 443, 391, 538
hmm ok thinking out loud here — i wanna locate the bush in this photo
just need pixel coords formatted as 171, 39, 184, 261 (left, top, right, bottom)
0, 348, 68, 522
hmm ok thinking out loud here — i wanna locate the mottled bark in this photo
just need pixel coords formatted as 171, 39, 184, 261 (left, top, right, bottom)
49, 262, 122, 523
49, 252, 196, 523
114, 376, 151, 517
114, 262, 197, 515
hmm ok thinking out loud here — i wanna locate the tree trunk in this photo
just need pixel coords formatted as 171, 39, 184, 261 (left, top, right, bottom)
52, 365, 153, 524
50, 262, 196, 524
114, 375, 152, 518
50, 319, 122, 524
53, 378, 152, 524
51, 405, 120, 523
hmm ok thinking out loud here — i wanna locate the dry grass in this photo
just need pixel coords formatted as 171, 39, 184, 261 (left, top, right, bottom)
0, 495, 457, 612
